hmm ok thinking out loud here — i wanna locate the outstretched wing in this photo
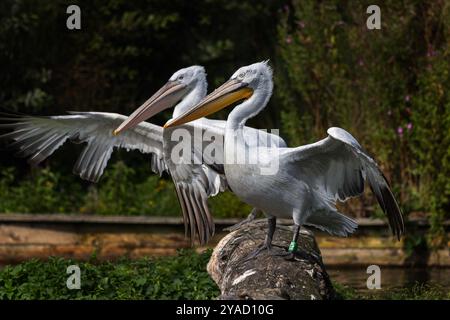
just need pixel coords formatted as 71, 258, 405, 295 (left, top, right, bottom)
280, 127, 404, 240
0, 112, 166, 182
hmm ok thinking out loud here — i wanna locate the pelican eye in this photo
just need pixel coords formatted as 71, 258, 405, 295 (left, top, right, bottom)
178, 75, 184, 80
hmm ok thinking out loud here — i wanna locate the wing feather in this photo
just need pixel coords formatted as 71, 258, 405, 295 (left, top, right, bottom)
281, 127, 404, 239
0, 112, 166, 182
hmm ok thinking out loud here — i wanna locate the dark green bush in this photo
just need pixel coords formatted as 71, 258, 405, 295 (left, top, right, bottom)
0, 250, 219, 300
277, 0, 450, 244
0, 160, 250, 217
334, 282, 450, 300
79, 161, 180, 216
1, 250, 447, 300
0, 166, 82, 213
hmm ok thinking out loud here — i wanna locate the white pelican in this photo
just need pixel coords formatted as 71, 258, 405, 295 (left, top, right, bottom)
0, 66, 285, 244
165, 61, 405, 258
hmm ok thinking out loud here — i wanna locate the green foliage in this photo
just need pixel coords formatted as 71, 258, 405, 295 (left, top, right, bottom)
410, 39, 450, 248
80, 161, 180, 216
209, 191, 253, 218
332, 282, 359, 300
277, 0, 450, 244
0, 166, 81, 213
0, 160, 249, 217
0, 251, 447, 300
81, 161, 251, 217
0, 249, 219, 300
381, 283, 450, 300
403, 233, 428, 258
334, 282, 450, 300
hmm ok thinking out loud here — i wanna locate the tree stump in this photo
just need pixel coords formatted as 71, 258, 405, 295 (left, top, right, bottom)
207, 219, 335, 300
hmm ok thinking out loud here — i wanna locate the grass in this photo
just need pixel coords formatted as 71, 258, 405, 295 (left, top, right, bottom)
333, 282, 450, 300
0, 250, 448, 300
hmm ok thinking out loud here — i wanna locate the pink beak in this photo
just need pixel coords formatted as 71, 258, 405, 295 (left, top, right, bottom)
114, 80, 188, 135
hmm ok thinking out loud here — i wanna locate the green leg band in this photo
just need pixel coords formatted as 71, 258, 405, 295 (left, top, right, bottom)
288, 241, 298, 253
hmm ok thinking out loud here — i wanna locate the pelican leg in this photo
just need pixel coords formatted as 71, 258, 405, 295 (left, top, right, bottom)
272, 224, 302, 260
223, 208, 260, 232
242, 216, 276, 261
289, 224, 301, 252
275, 225, 321, 262
284, 225, 301, 260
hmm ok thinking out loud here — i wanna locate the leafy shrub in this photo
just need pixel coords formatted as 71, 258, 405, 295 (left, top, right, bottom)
80, 161, 180, 216
209, 191, 253, 218
0, 160, 250, 218
82, 161, 251, 217
0, 166, 81, 213
1, 250, 447, 300
277, 0, 450, 244
334, 282, 450, 300
0, 249, 219, 300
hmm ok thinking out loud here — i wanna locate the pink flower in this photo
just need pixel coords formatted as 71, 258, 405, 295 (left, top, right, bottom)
397, 126, 403, 137
406, 123, 413, 131
387, 110, 392, 116
427, 48, 437, 57
405, 95, 411, 102
358, 58, 364, 66
285, 36, 292, 44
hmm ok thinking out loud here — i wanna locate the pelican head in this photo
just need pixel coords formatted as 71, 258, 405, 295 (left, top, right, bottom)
164, 61, 273, 128
113, 65, 206, 135
230, 60, 273, 91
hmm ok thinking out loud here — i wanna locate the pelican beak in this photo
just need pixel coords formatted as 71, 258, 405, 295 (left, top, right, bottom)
164, 79, 253, 128
113, 81, 188, 135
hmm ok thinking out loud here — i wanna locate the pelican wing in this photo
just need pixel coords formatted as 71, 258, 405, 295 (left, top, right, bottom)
0, 112, 166, 182
163, 119, 227, 245
280, 127, 404, 239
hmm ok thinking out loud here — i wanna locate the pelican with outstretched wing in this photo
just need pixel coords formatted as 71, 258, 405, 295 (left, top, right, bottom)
0, 65, 286, 245
164, 61, 404, 258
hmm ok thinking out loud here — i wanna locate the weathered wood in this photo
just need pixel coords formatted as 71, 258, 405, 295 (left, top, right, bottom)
207, 220, 335, 300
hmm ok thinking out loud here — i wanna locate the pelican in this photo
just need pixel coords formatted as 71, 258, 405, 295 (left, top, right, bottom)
0, 65, 285, 244
165, 61, 405, 258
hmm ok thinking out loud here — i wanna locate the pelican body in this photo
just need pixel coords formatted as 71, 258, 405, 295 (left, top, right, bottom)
165, 61, 404, 257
